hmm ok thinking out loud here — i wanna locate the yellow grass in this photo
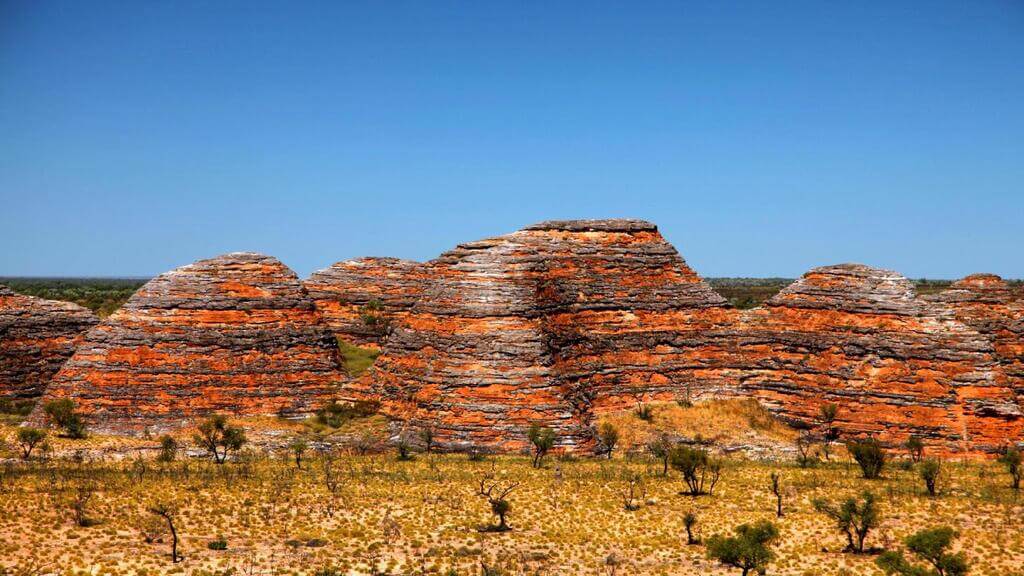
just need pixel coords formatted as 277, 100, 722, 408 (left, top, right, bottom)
1, 426, 1022, 575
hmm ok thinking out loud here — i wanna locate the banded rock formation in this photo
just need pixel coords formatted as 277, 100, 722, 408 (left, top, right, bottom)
739, 264, 1022, 453
33, 253, 342, 433
305, 257, 425, 348
359, 219, 739, 451
930, 274, 1024, 403
0, 285, 99, 400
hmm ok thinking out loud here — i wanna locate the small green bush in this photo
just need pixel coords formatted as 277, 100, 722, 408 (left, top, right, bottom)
43, 398, 87, 438
877, 526, 968, 576
848, 438, 886, 479
706, 520, 778, 576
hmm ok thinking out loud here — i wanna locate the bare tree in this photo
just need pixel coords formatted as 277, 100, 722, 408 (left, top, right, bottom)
477, 472, 519, 532
148, 502, 182, 563
620, 472, 645, 511
68, 480, 98, 527
770, 472, 783, 517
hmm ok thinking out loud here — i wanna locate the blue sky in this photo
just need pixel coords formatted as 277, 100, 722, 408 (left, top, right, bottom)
1, 1, 1022, 279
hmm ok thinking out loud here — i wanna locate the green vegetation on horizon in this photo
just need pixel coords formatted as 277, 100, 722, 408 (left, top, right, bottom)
3, 276, 1019, 316
0, 277, 147, 317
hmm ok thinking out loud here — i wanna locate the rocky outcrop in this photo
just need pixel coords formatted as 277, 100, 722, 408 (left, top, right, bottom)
304, 257, 425, 348
738, 264, 1022, 453
358, 220, 740, 451
32, 253, 342, 433
929, 274, 1024, 405
0, 286, 99, 400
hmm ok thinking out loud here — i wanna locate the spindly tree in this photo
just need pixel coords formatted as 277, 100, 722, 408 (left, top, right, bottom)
193, 414, 246, 464
812, 490, 880, 553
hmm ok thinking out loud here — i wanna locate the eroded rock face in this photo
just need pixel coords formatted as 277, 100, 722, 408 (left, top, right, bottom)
0, 285, 99, 400
32, 253, 342, 433
930, 274, 1024, 406
738, 264, 1022, 453
358, 220, 739, 450
304, 257, 425, 348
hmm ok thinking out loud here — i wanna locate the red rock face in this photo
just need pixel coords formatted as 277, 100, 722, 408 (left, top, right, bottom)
738, 264, 1022, 454
358, 220, 738, 450
304, 257, 425, 348
0, 285, 99, 400
930, 274, 1024, 407
32, 253, 342, 434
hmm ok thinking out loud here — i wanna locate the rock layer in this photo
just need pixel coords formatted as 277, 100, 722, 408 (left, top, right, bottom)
0, 285, 99, 400
738, 264, 1022, 453
33, 253, 342, 433
304, 257, 426, 348
358, 220, 739, 450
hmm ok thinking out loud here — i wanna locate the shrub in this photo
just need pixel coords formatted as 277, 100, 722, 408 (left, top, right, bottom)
670, 445, 722, 496
289, 438, 308, 468
396, 437, 415, 461
315, 399, 379, 428
998, 445, 1021, 491
876, 526, 969, 576
597, 422, 619, 459
16, 427, 47, 460
819, 403, 840, 460
156, 435, 177, 463
193, 414, 246, 464
635, 403, 654, 421
796, 432, 819, 468
68, 480, 99, 527
0, 398, 33, 416
419, 426, 436, 453
647, 433, 673, 475
620, 472, 645, 511
812, 490, 880, 553
207, 535, 228, 550
683, 510, 700, 545
706, 520, 778, 576
527, 424, 556, 468
42, 398, 87, 438
920, 458, 942, 497
848, 438, 886, 479
905, 435, 925, 463
467, 445, 487, 462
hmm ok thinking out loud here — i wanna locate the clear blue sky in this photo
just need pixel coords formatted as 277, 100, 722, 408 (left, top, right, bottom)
2, 1, 1022, 279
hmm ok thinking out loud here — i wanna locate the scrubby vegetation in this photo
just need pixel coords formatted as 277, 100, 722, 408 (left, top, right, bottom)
0, 277, 146, 317
0, 402, 1022, 574
337, 340, 381, 377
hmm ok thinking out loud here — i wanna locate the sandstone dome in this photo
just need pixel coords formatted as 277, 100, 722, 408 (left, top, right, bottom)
739, 264, 1021, 453
356, 219, 738, 450
32, 253, 342, 433
0, 285, 99, 401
